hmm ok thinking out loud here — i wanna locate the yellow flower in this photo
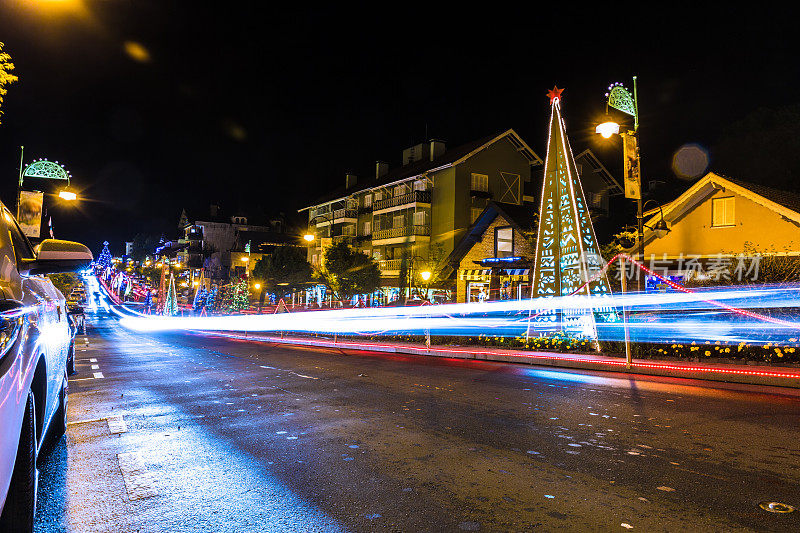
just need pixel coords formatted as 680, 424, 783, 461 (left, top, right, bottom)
724, 347, 730, 353
704, 350, 711, 356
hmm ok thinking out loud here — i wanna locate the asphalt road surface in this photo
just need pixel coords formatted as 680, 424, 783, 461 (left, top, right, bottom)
33, 311, 800, 532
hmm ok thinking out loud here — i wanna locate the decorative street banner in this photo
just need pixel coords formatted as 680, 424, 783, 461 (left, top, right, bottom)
17, 190, 44, 238
623, 134, 642, 199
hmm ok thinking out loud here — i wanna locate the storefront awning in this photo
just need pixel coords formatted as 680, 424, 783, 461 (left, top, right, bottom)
502, 268, 529, 277
459, 269, 491, 281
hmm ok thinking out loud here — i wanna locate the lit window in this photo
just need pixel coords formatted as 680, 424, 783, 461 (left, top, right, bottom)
364, 221, 371, 235
471, 207, 482, 223
374, 192, 382, 202
393, 215, 404, 228
394, 185, 406, 197
712, 197, 735, 227
413, 180, 427, 191
495, 227, 514, 258
413, 211, 426, 226
364, 195, 372, 207
471, 173, 488, 192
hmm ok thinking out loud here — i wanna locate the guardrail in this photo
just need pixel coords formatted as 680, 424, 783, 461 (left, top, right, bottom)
373, 190, 431, 211
373, 224, 430, 241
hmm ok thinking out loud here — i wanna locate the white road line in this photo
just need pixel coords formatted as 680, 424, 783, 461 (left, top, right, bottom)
107, 415, 128, 434
93, 372, 104, 379
91, 364, 100, 370
89, 358, 97, 362
67, 416, 107, 425
69, 377, 95, 382
117, 452, 157, 500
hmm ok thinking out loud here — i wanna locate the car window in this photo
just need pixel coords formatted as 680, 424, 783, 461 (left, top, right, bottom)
4, 209, 36, 263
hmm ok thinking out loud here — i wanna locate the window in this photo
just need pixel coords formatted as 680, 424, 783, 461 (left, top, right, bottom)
393, 215, 404, 228
413, 211, 426, 226
374, 191, 382, 202
471, 173, 488, 192
413, 180, 427, 191
394, 185, 406, 197
363, 221, 371, 235
495, 227, 514, 258
364, 195, 372, 208
5, 210, 35, 265
312, 254, 318, 265
471, 207, 483, 223
712, 197, 735, 227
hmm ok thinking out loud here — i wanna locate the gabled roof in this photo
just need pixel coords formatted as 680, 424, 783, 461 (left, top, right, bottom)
441, 201, 536, 277
642, 172, 800, 245
574, 149, 623, 196
300, 129, 543, 210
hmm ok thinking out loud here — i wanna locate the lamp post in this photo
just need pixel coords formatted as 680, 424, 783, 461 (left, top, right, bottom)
17, 150, 78, 214
596, 77, 643, 289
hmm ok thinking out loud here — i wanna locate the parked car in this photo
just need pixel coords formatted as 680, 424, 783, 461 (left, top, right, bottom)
65, 302, 85, 375
0, 204, 93, 531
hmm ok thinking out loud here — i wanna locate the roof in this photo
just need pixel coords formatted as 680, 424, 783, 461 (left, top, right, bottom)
234, 230, 301, 250
642, 172, 800, 245
574, 149, 623, 196
441, 201, 536, 277
301, 129, 543, 210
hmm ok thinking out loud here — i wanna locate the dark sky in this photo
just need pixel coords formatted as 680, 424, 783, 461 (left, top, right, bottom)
0, 2, 795, 255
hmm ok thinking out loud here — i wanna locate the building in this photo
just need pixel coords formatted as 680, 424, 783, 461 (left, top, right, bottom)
300, 130, 543, 301
181, 205, 297, 280
441, 201, 537, 302
638, 172, 800, 285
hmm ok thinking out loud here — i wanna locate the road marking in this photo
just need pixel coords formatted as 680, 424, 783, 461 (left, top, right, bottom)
90, 358, 97, 362
91, 364, 100, 370
69, 377, 95, 382
93, 372, 104, 379
107, 415, 128, 434
117, 452, 157, 501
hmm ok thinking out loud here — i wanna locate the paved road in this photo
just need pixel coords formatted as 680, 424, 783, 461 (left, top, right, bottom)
33, 311, 800, 532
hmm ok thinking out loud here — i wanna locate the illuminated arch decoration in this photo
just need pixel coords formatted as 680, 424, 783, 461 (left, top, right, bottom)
530, 87, 618, 336
22, 158, 72, 182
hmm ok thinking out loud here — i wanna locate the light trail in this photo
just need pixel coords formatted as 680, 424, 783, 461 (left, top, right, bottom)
116, 282, 800, 345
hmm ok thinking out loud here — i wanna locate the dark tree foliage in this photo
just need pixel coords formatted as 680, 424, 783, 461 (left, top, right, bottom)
130, 233, 159, 261
252, 245, 312, 297
316, 241, 380, 304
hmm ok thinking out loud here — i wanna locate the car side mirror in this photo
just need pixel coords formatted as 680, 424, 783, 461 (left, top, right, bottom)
19, 239, 94, 276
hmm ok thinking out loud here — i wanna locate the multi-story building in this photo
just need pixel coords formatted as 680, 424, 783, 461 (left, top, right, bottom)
180, 205, 295, 280
299, 130, 543, 299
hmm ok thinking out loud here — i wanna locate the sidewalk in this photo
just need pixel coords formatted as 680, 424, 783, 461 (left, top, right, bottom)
217, 332, 800, 390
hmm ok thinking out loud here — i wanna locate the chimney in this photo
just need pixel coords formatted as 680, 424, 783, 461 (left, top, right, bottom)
209, 204, 219, 217
429, 139, 446, 161
376, 161, 389, 179
345, 172, 358, 190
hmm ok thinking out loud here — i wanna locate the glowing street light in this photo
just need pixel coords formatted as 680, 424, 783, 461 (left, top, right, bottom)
303, 233, 315, 242
420, 270, 432, 281
595, 120, 620, 139
58, 188, 77, 201
253, 283, 261, 290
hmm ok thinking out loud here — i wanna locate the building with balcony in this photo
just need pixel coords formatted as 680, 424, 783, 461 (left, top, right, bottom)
180, 205, 298, 280
299, 130, 543, 296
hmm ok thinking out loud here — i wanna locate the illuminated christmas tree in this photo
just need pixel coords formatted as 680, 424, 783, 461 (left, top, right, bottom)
163, 272, 178, 316
220, 278, 249, 313
530, 86, 617, 336
98, 241, 112, 270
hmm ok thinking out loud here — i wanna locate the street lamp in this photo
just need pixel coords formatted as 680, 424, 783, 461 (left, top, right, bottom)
420, 270, 432, 281
304, 212, 335, 243
303, 233, 315, 242
596, 77, 644, 289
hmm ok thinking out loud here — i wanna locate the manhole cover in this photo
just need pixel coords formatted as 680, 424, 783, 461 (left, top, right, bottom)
759, 501, 795, 514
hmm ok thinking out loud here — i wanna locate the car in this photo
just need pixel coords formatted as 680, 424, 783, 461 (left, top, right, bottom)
65, 302, 85, 375
0, 204, 92, 531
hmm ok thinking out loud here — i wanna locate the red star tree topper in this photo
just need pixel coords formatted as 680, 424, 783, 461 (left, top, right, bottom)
547, 85, 564, 104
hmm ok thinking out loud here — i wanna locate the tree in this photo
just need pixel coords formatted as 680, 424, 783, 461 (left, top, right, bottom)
0, 42, 18, 125
130, 233, 158, 262
316, 241, 380, 305
97, 241, 113, 270
163, 273, 178, 316
218, 278, 249, 313
251, 246, 312, 307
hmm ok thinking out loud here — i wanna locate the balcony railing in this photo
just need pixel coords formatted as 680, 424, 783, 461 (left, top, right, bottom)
373, 190, 431, 211
378, 259, 403, 271
372, 224, 430, 241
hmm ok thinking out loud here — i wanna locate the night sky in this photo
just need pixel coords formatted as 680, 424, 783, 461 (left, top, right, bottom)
0, 2, 795, 255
